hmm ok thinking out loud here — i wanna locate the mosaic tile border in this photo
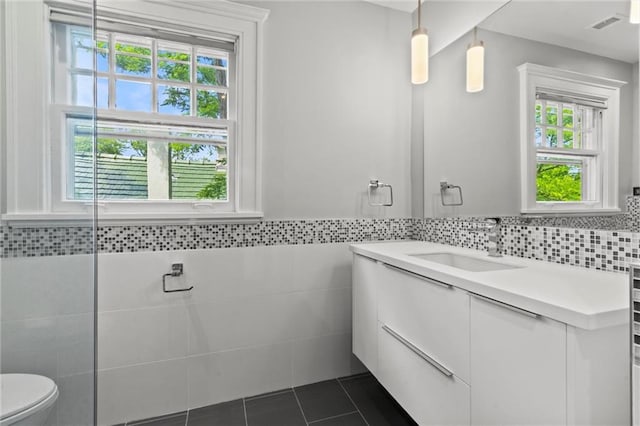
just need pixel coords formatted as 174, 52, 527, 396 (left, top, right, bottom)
1, 225, 96, 258
1, 218, 414, 258
412, 217, 639, 274
3, 196, 640, 266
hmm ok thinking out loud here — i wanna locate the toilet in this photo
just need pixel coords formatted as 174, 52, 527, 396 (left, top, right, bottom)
0, 374, 59, 426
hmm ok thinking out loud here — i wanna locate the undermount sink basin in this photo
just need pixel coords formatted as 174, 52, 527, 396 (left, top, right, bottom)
409, 252, 524, 272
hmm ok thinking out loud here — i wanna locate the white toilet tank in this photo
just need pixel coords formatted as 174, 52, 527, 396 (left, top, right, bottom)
0, 374, 59, 426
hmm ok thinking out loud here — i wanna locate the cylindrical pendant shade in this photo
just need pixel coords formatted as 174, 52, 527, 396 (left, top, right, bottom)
631, 0, 640, 23
466, 41, 484, 93
411, 28, 429, 84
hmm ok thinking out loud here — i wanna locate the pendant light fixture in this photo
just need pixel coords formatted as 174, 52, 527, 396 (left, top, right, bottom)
631, 0, 640, 23
466, 27, 485, 93
411, 0, 428, 84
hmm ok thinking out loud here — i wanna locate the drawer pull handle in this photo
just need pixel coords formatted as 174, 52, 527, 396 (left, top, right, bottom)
383, 264, 453, 289
381, 324, 453, 378
472, 293, 540, 319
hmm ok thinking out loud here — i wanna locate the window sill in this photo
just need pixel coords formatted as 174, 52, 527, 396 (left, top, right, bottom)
2, 212, 264, 227
520, 208, 622, 216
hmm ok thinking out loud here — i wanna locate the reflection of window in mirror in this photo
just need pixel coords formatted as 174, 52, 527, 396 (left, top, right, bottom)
518, 63, 626, 214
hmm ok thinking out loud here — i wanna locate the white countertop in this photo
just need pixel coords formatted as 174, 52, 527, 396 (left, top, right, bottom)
350, 241, 630, 330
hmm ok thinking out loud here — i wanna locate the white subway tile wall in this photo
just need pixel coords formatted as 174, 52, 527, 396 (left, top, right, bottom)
96, 243, 365, 425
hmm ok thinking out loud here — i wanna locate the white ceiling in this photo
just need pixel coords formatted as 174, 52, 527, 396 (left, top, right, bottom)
480, 0, 639, 63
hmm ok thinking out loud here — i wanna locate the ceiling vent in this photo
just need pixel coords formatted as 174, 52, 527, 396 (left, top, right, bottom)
589, 15, 623, 30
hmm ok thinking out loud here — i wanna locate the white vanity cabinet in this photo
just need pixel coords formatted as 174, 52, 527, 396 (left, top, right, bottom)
470, 294, 567, 425
352, 250, 629, 426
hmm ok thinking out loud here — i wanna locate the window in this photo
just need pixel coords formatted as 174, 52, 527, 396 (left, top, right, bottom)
54, 25, 232, 204
0, 0, 267, 223
518, 63, 625, 214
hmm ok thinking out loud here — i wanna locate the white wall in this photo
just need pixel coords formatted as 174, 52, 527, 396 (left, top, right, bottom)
423, 29, 637, 217
96, 244, 362, 425
0, 0, 6, 215
254, 1, 413, 219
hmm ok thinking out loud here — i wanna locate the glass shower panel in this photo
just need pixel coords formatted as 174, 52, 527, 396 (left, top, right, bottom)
0, 1, 97, 425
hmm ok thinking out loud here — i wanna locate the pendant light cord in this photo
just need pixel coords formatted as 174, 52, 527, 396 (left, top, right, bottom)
417, 0, 421, 28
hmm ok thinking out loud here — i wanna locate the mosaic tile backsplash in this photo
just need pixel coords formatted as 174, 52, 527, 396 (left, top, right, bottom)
413, 217, 638, 273
4, 196, 640, 276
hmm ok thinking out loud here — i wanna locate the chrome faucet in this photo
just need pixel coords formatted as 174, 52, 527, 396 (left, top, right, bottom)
469, 217, 502, 257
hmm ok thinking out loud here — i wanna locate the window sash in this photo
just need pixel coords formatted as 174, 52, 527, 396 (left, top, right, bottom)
62, 24, 232, 117
65, 115, 231, 202
534, 99, 602, 151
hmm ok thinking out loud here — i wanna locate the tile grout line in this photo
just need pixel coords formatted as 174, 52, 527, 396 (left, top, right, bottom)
244, 388, 293, 402
307, 410, 360, 424
242, 398, 248, 426
337, 372, 372, 383
337, 378, 370, 426
291, 387, 310, 426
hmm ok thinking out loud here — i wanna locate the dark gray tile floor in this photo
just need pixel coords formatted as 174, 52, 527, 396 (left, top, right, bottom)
120, 373, 416, 426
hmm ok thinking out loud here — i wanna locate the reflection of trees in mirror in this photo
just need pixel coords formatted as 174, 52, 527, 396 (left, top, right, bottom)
536, 164, 581, 201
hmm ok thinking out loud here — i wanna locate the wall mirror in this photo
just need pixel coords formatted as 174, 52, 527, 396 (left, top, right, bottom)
423, 0, 639, 229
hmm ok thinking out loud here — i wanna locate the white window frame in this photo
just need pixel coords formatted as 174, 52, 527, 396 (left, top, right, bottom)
518, 63, 625, 214
2, 0, 268, 225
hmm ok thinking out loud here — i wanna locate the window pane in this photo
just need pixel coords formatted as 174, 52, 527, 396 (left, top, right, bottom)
96, 49, 109, 73
535, 126, 543, 146
562, 107, 573, 128
71, 122, 95, 200
73, 74, 93, 107
197, 55, 227, 67
70, 120, 228, 201
157, 61, 190, 82
71, 121, 148, 200
562, 130, 574, 149
157, 43, 191, 61
116, 54, 151, 77
546, 128, 557, 147
115, 36, 152, 76
535, 102, 542, 124
157, 85, 190, 115
171, 144, 227, 200
97, 77, 108, 109
71, 29, 93, 70
115, 40, 151, 56
546, 104, 558, 125
72, 75, 108, 108
197, 90, 227, 118
116, 80, 151, 112
197, 67, 227, 86
536, 154, 595, 202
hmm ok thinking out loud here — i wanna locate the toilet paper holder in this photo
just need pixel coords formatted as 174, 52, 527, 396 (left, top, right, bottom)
162, 263, 194, 293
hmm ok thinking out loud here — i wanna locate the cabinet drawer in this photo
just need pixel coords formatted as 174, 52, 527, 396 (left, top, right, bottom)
470, 295, 566, 426
377, 322, 470, 426
378, 263, 470, 382
352, 254, 380, 373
